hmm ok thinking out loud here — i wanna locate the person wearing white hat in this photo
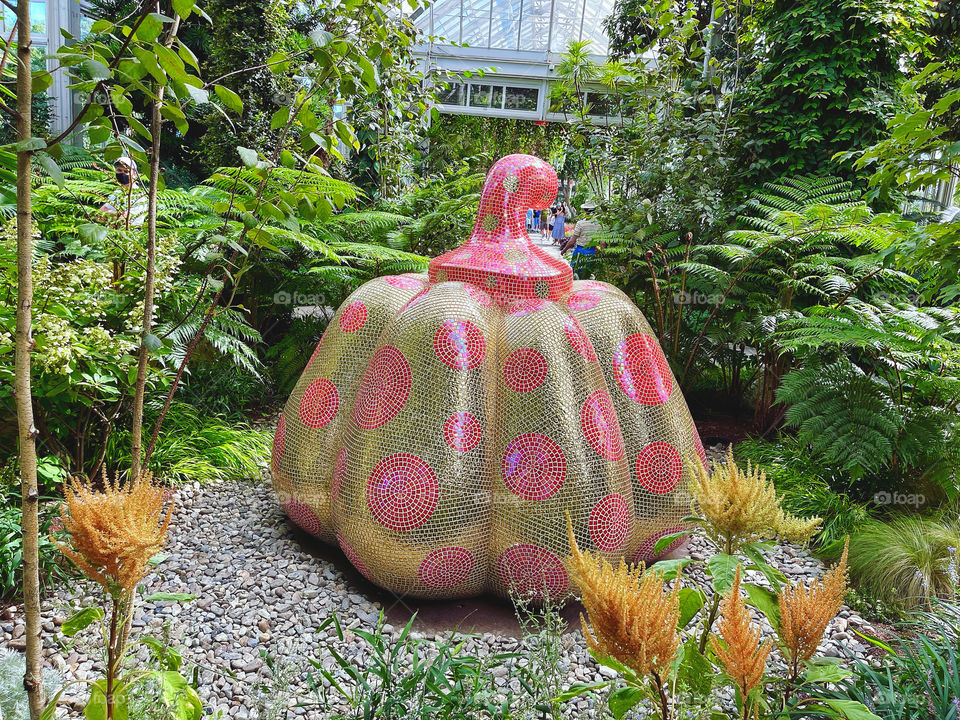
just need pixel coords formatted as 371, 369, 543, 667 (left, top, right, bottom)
560, 202, 599, 256
100, 156, 148, 229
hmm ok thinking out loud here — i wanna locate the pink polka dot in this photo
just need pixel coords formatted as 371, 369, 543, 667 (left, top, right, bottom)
504, 348, 547, 392
579, 281, 611, 292
434, 319, 486, 370
566, 290, 601, 311
589, 494, 631, 551
366, 453, 439, 531
400, 288, 430, 312
384, 274, 426, 290
332, 447, 347, 500
635, 442, 682, 494
580, 390, 624, 461
612, 334, 673, 405
418, 547, 474, 589
298, 378, 339, 428
507, 298, 547, 316
634, 526, 689, 565
502, 433, 566, 501
271, 415, 285, 473
336, 532, 374, 581
443, 412, 482, 452
338, 302, 367, 333
353, 346, 411, 429
284, 498, 324, 537
497, 544, 568, 597
464, 284, 492, 307
563, 316, 597, 362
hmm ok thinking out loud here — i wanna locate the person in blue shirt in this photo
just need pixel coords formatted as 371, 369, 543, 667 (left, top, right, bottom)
551, 205, 566, 244
525, 208, 534, 230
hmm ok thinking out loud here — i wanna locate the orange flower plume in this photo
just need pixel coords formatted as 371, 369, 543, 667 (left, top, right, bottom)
778, 537, 850, 669
710, 565, 772, 700
565, 518, 680, 679
55, 471, 173, 596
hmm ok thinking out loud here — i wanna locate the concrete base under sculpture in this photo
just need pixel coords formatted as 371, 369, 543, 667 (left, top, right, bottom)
271, 154, 706, 600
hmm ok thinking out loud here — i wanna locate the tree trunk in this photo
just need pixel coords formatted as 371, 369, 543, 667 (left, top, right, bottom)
14, 2, 46, 716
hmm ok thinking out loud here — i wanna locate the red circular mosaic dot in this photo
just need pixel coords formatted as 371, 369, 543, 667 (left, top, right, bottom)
332, 446, 347, 500
503, 348, 548, 392
507, 298, 547, 316
580, 389, 625, 461
353, 346, 412, 429
271, 415, 285, 473
284, 498, 324, 537
418, 546, 474, 589
298, 378, 339, 428
496, 544, 568, 597
563, 316, 597, 362
612, 333, 673, 405
366, 453, 439, 531
434, 319, 486, 370
384, 274, 426, 290
589, 494, 631, 551
635, 442, 683, 494
566, 290, 602, 311
464, 283, 492, 307
633, 526, 689, 565
443, 412, 482, 452
336, 531, 375, 581
502, 432, 566, 500
338, 302, 367, 333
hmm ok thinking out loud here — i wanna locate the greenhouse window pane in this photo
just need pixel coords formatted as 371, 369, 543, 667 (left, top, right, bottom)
504, 86, 538, 111
491, 85, 505, 108
580, 0, 612, 54
433, 0, 462, 42
468, 84, 493, 107
461, 14, 490, 45
437, 81, 466, 106
29, 1, 45, 35
490, 0, 521, 49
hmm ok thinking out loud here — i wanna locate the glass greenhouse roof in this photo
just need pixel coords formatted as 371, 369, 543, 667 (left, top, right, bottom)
415, 0, 614, 56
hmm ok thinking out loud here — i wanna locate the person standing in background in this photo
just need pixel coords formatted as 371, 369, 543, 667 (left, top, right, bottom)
551, 204, 566, 245
525, 208, 534, 230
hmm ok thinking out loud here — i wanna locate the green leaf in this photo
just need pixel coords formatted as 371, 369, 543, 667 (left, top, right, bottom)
270, 106, 289, 130
183, 83, 209, 105
707, 553, 740, 595
143, 592, 197, 602
851, 629, 894, 655
815, 699, 883, 719
90, 19, 112, 34
743, 582, 780, 631
85, 679, 128, 720
803, 657, 852, 685
143, 333, 162, 352
10, 137, 46, 152
88, 124, 111, 145
35, 152, 64, 187
32, 71, 53, 93
676, 639, 712, 696
62, 607, 104, 637
79, 223, 108, 245
553, 681, 611, 703
237, 146, 259, 167
654, 530, 690, 555
171, 0, 195, 18
608, 686, 645, 719
653, 557, 692, 581
81, 59, 111, 80
677, 587, 705, 628
214, 85, 243, 114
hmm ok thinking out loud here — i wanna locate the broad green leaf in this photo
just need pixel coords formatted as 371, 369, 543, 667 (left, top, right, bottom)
652, 557, 691, 581
270, 106, 289, 130
707, 553, 740, 595
803, 657, 852, 685
237, 146, 259, 168
677, 587, 705, 628
183, 83, 209, 105
81, 59, 111, 80
10, 137, 46, 152
79, 223, 108, 245
214, 85, 243, 114
88, 124, 111, 145
553, 681, 610, 702
136, 14, 163, 43
35, 152, 64, 186
676, 639, 712, 696
62, 606, 104, 637
171, 0, 195, 18
815, 699, 883, 720
653, 530, 690, 555
743, 582, 780, 631
84, 679, 128, 720
90, 19, 112, 34
608, 686, 644, 719
32, 71, 53, 93
131, 46, 165, 84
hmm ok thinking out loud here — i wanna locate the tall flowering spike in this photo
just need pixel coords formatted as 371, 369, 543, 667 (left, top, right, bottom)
56, 471, 173, 596
710, 565, 772, 699
565, 517, 680, 679
691, 447, 821, 551
778, 537, 849, 668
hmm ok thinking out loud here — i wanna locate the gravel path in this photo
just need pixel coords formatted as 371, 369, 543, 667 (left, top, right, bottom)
1, 473, 878, 718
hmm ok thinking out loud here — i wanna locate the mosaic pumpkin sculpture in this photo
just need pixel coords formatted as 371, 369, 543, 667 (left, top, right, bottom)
271, 154, 707, 600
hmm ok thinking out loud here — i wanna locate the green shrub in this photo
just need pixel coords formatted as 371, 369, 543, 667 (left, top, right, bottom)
848, 514, 960, 610
105, 401, 271, 485
0, 492, 71, 601
736, 437, 873, 548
